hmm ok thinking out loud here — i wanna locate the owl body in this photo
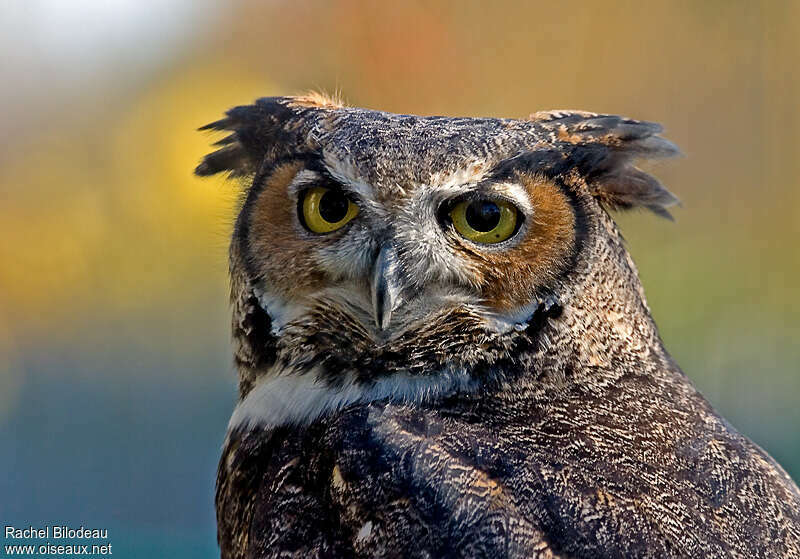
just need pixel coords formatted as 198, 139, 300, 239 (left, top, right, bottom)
197, 95, 800, 558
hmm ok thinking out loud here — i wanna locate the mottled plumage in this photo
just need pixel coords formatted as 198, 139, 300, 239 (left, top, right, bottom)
197, 95, 800, 558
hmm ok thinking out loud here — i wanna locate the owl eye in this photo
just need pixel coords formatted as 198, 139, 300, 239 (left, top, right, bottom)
448, 198, 520, 244
300, 186, 359, 234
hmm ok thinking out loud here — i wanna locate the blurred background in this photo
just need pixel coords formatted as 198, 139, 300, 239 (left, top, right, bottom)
0, 0, 798, 556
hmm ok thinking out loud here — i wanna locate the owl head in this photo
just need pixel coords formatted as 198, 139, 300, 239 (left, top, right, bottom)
196, 94, 679, 429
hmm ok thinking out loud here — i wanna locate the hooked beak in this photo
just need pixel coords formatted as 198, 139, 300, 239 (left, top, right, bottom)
370, 244, 403, 331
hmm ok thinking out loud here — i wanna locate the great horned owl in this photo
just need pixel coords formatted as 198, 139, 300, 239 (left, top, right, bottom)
196, 94, 800, 558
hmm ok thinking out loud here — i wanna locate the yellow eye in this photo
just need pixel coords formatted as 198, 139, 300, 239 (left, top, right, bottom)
300, 186, 359, 234
449, 198, 519, 244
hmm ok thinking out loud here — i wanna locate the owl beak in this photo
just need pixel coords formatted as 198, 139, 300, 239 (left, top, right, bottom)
371, 244, 402, 331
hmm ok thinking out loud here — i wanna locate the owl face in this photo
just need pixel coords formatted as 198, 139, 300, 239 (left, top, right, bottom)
197, 95, 678, 427
242, 156, 579, 340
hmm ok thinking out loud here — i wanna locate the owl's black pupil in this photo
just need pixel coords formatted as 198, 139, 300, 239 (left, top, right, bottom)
465, 200, 501, 232
319, 190, 349, 223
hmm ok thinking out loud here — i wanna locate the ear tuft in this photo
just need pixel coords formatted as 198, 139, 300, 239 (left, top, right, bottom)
532, 111, 681, 217
195, 96, 320, 178
589, 166, 680, 220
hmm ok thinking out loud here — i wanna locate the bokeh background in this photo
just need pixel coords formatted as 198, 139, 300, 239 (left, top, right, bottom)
1, 0, 798, 556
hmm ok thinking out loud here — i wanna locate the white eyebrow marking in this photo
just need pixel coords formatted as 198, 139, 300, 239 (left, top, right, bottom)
321, 150, 377, 202
422, 161, 532, 212
417, 162, 534, 219
427, 159, 491, 192
287, 169, 321, 196
485, 181, 535, 215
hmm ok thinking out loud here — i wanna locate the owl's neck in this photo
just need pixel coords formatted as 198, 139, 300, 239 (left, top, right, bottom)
523, 209, 674, 388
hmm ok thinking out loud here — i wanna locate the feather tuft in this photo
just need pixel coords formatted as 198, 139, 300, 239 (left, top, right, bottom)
531, 110, 681, 217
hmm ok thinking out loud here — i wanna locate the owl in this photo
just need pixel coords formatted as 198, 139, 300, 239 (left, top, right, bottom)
196, 93, 800, 558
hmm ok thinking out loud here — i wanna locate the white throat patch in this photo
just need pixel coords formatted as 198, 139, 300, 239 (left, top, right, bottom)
228, 366, 477, 433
